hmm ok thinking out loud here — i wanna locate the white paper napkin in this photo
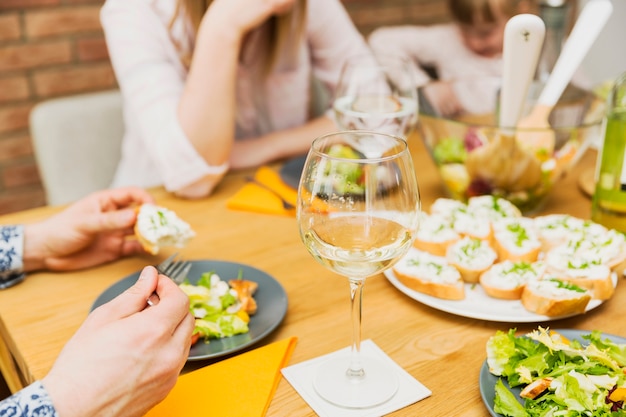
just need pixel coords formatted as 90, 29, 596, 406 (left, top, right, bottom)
281, 339, 431, 417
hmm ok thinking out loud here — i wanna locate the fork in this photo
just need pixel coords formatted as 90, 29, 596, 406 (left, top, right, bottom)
147, 253, 192, 306
155, 253, 192, 284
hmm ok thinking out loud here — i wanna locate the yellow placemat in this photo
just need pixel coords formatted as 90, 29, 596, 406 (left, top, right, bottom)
146, 337, 297, 417
227, 166, 297, 216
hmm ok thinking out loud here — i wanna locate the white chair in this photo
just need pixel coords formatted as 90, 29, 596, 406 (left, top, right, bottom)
29, 90, 124, 206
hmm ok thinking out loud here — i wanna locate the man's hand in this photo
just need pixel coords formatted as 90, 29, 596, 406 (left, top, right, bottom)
23, 187, 154, 271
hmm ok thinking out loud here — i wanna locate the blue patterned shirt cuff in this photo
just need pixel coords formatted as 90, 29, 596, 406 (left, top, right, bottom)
0, 225, 25, 289
0, 381, 58, 417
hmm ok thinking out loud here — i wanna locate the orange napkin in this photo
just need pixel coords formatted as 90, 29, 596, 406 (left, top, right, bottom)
227, 166, 298, 216
146, 337, 297, 417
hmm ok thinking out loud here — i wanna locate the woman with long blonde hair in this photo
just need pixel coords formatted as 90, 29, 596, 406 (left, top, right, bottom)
101, 0, 370, 198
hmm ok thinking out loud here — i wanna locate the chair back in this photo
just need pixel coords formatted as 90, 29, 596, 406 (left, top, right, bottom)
30, 90, 124, 206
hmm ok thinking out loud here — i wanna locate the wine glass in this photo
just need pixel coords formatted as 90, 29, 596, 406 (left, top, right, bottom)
296, 130, 421, 409
333, 54, 419, 138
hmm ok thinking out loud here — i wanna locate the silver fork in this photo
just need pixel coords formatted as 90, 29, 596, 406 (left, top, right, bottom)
155, 253, 192, 284
160, 257, 192, 284
147, 253, 192, 306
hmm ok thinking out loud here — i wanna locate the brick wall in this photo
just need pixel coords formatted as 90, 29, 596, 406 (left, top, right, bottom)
0, 0, 450, 215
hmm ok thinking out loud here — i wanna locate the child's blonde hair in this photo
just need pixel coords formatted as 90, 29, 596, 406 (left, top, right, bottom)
448, 0, 522, 25
171, 0, 307, 75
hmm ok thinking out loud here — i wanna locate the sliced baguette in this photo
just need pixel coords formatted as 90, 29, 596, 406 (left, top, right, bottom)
135, 204, 195, 255
521, 277, 591, 317
479, 260, 545, 300
413, 213, 460, 256
429, 198, 468, 221
560, 271, 615, 301
446, 237, 497, 284
568, 227, 626, 271
392, 248, 464, 300
451, 210, 493, 243
532, 214, 585, 252
492, 217, 541, 263
545, 245, 616, 300
467, 195, 522, 221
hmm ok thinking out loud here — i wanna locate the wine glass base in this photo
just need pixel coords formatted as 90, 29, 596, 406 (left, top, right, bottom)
313, 355, 399, 409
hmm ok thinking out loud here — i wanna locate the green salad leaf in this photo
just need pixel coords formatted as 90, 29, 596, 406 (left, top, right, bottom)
494, 379, 527, 417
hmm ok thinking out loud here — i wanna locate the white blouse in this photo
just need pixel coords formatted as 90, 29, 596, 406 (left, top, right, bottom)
100, 0, 370, 192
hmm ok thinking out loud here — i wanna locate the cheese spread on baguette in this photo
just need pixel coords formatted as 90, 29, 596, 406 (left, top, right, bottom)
446, 237, 497, 283
413, 213, 460, 256
467, 195, 522, 221
492, 217, 541, 262
565, 227, 626, 270
532, 214, 586, 252
135, 204, 195, 255
450, 209, 492, 242
429, 198, 468, 221
545, 246, 615, 300
427, 199, 493, 242
392, 248, 464, 300
521, 277, 591, 316
479, 260, 546, 300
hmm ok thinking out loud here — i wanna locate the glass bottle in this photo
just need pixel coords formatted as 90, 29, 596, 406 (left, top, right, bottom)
591, 72, 626, 231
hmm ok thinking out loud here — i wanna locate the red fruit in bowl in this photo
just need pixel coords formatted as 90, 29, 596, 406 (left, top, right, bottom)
467, 178, 493, 197
464, 128, 485, 152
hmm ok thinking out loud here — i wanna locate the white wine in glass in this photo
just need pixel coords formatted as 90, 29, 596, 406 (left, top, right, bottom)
297, 130, 421, 409
333, 54, 419, 138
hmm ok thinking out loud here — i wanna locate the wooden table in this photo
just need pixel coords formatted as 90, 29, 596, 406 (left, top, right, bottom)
0, 136, 618, 416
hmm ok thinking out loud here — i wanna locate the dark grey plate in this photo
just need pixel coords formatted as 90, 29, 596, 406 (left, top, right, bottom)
479, 329, 626, 416
279, 154, 307, 190
90, 260, 288, 361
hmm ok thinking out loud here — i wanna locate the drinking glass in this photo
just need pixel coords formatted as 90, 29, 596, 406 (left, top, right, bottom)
296, 130, 421, 408
333, 54, 419, 138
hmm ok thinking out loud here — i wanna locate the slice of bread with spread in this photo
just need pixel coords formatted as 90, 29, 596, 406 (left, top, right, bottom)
545, 246, 615, 300
413, 213, 460, 256
467, 195, 522, 221
450, 210, 493, 243
135, 204, 195, 255
492, 217, 541, 263
446, 237, 497, 284
521, 277, 591, 317
479, 260, 546, 300
392, 248, 465, 300
567, 226, 626, 271
532, 214, 586, 252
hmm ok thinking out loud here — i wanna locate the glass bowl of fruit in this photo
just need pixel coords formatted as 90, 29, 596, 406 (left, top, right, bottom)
417, 77, 606, 214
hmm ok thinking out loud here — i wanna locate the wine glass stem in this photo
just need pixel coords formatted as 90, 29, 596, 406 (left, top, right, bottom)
347, 278, 365, 380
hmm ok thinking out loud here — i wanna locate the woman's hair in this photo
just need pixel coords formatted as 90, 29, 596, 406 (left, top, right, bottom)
172, 0, 307, 75
448, 0, 522, 25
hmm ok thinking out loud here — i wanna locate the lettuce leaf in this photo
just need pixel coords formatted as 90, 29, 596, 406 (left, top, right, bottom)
493, 379, 527, 417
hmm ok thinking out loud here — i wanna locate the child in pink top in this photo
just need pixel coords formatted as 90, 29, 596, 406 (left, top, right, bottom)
101, 0, 370, 198
369, 0, 530, 116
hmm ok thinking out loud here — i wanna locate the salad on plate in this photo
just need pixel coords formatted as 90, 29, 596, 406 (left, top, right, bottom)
486, 327, 626, 416
179, 270, 258, 345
